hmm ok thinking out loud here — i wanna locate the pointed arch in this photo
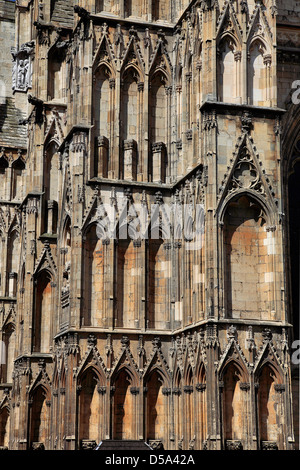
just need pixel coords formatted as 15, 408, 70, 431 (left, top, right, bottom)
254, 342, 285, 384
143, 344, 172, 386
94, 64, 113, 140
148, 235, 168, 330
222, 193, 273, 320
219, 353, 249, 384
120, 63, 142, 181
217, 34, 240, 103
93, 63, 114, 179
47, 43, 66, 102
6, 227, 20, 297
115, 235, 137, 328
120, 65, 140, 142
29, 384, 51, 450
248, 38, 269, 106
33, 269, 55, 353
220, 360, 249, 447
149, 70, 169, 182
11, 155, 25, 201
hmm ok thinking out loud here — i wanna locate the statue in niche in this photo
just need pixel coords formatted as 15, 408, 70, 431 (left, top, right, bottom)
12, 42, 34, 92
17, 59, 29, 89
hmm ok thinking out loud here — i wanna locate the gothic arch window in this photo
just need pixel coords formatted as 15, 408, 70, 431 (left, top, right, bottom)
150, 71, 167, 146
121, 68, 139, 143
150, 71, 168, 182
0, 406, 10, 448
152, 0, 168, 22
1, 323, 15, 384
44, 141, 60, 203
94, 66, 111, 141
94, 65, 113, 178
221, 362, 245, 447
121, 67, 140, 180
11, 157, 25, 201
112, 369, 135, 440
257, 364, 283, 449
148, 238, 167, 329
29, 386, 50, 450
115, 237, 136, 328
223, 194, 272, 320
146, 370, 165, 443
218, 37, 240, 103
78, 368, 105, 446
33, 271, 53, 353
48, 50, 66, 102
44, 141, 60, 234
0, 155, 8, 200
6, 229, 20, 297
248, 40, 269, 106
83, 224, 105, 327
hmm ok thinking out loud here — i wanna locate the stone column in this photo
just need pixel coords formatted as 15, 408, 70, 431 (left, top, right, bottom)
96, 136, 109, 178
47, 199, 58, 234
8, 272, 17, 298
234, 51, 242, 104
123, 139, 137, 181
152, 142, 165, 183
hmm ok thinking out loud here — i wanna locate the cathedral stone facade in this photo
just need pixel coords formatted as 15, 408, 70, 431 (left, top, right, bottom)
0, 0, 299, 451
